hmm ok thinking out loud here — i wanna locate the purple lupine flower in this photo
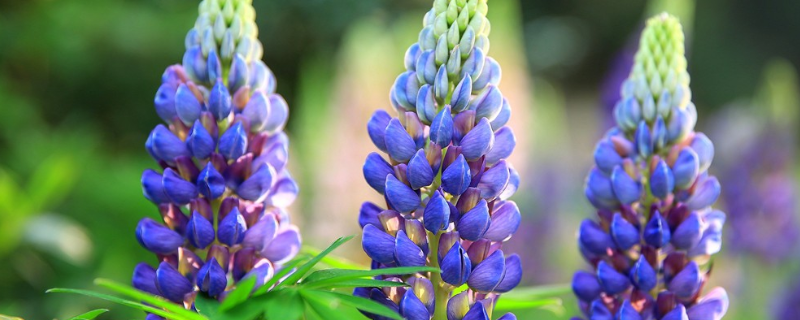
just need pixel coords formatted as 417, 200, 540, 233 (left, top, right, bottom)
775, 273, 800, 320
718, 126, 799, 263
133, 0, 301, 313
572, 14, 729, 320
357, 0, 522, 319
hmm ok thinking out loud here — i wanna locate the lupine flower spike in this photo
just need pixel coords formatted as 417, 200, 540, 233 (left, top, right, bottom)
573, 14, 728, 320
134, 0, 301, 316
357, 0, 522, 319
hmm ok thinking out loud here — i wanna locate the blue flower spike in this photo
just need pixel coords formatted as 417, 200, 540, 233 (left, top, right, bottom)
355, 1, 523, 318
570, 14, 728, 320
132, 0, 303, 310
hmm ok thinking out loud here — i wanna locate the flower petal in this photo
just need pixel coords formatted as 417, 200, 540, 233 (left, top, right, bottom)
155, 262, 193, 303
384, 118, 418, 162
441, 242, 471, 286
476, 160, 510, 200
197, 162, 225, 200
610, 213, 639, 250
136, 218, 183, 255
457, 199, 491, 241
218, 122, 248, 161
132, 263, 159, 295
385, 174, 420, 213
571, 271, 601, 302
367, 110, 392, 152
468, 249, 505, 292
485, 127, 515, 165
442, 154, 471, 196
218, 207, 247, 246
483, 201, 520, 241
262, 226, 301, 264
408, 149, 435, 189
362, 224, 396, 264
394, 230, 426, 267
460, 118, 494, 160
142, 169, 170, 204
597, 261, 631, 295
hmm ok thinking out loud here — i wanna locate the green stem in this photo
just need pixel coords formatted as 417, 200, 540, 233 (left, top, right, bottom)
428, 232, 451, 320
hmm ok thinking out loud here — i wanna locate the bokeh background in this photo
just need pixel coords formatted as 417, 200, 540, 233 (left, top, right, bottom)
1, 0, 799, 319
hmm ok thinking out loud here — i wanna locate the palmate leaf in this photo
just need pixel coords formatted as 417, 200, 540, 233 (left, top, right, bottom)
67, 309, 108, 320
46, 288, 203, 320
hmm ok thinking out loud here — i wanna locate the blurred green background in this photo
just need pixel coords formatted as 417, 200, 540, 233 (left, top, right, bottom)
1, 0, 799, 319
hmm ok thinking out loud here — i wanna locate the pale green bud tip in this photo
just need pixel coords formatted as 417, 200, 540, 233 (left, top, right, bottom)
192, 0, 261, 64
634, 13, 688, 90
625, 13, 692, 118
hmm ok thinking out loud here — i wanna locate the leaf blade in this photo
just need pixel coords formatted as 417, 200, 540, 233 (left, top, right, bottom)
68, 309, 108, 320
47, 288, 198, 320
93, 279, 206, 320
277, 236, 354, 289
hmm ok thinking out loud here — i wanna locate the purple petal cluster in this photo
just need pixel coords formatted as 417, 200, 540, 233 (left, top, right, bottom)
718, 128, 799, 263
357, 0, 522, 319
133, 0, 301, 313
573, 14, 729, 320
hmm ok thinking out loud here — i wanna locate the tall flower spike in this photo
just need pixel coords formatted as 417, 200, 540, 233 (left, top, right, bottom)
573, 14, 728, 320
357, 0, 522, 319
132, 0, 302, 312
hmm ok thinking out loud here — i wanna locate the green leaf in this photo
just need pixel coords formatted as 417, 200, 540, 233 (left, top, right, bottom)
307, 290, 403, 320
261, 289, 305, 320
198, 294, 264, 320
27, 155, 77, 213
0, 314, 24, 320
218, 275, 257, 311
93, 279, 205, 320
302, 266, 439, 287
498, 284, 572, 300
304, 279, 409, 290
68, 309, 108, 320
47, 288, 201, 320
301, 246, 367, 270
299, 289, 361, 320
277, 236, 354, 289
194, 294, 222, 319
494, 297, 563, 311
254, 256, 310, 296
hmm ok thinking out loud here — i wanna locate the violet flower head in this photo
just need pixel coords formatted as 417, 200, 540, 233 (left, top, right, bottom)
358, 0, 521, 319
574, 14, 728, 320
721, 130, 799, 263
134, 0, 301, 314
